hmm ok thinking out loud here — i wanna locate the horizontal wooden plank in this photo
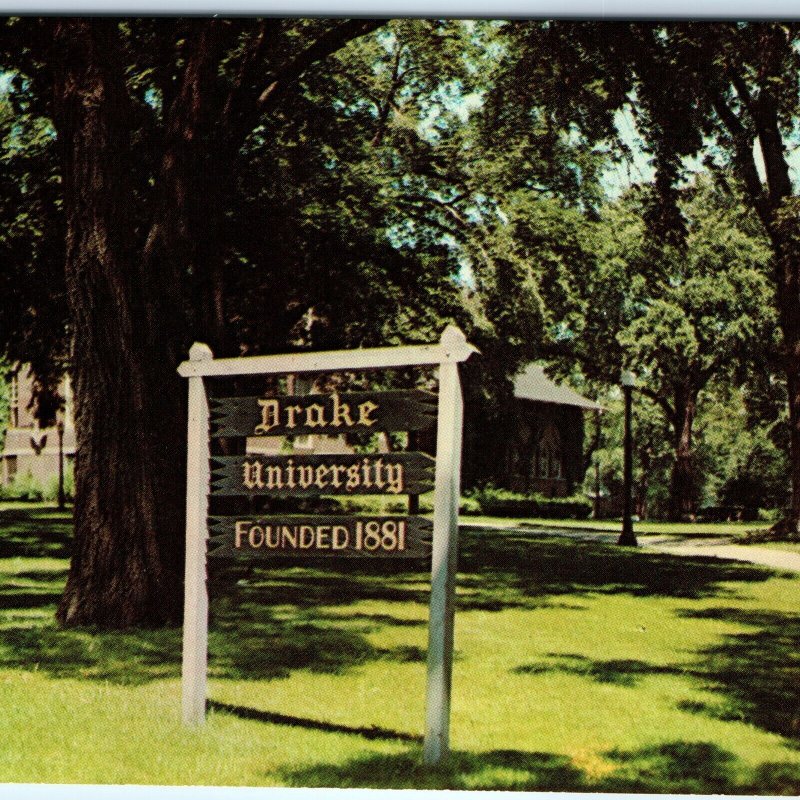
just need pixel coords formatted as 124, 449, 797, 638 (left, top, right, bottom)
208, 515, 432, 559
210, 390, 436, 437
210, 452, 435, 496
177, 338, 477, 378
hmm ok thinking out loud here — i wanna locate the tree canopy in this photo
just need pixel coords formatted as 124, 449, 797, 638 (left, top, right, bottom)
2, 17, 800, 627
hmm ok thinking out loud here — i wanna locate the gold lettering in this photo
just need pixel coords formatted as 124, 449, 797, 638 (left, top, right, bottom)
316, 526, 331, 549
281, 525, 297, 548
266, 526, 280, 548
372, 457, 385, 489
235, 520, 249, 548
286, 459, 296, 489
297, 465, 314, 488
385, 463, 404, 494
330, 394, 354, 427
248, 525, 265, 548
357, 400, 379, 426
242, 460, 264, 490
305, 403, 327, 428
264, 465, 283, 490
346, 464, 360, 490
285, 404, 304, 429
332, 526, 349, 549
299, 525, 315, 548
361, 457, 373, 488
315, 464, 329, 488
255, 398, 280, 434
330, 464, 346, 488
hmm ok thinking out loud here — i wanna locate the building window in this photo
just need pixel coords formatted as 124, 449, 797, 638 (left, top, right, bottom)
5, 455, 17, 483
533, 424, 563, 481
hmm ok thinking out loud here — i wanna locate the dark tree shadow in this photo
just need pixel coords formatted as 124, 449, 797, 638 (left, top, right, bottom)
209, 699, 421, 742
281, 748, 587, 791
677, 607, 800, 740
0, 514, 789, 705
0, 507, 73, 558
456, 527, 774, 606
279, 741, 800, 793
514, 653, 681, 687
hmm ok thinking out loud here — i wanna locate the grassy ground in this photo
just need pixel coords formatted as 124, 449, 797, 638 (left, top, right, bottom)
463, 515, 771, 538
739, 541, 800, 554
1, 504, 800, 791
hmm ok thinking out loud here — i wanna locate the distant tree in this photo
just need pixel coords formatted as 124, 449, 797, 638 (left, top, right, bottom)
492, 21, 800, 533
580, 179, 776, 519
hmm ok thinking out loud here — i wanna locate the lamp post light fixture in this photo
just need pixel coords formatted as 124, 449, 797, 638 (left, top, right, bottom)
619, 370, 638, 547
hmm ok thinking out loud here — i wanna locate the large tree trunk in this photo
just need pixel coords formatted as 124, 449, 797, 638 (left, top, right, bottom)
46, 18, 385, 627
668, 386, 698, 522
52, 20, 186, 627
769, 205, 800, 537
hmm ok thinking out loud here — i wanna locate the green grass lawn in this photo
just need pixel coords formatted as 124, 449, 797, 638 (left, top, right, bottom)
1, 503, 800, 791
739, 541, 800, 554
464, 515, 771, 538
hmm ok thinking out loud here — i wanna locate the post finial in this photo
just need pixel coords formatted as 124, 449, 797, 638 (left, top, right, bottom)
439, 325, 466, 347
189, 343, 214, 362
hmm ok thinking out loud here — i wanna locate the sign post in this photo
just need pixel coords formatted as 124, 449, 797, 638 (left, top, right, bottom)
178, 326, 475, 761
424, 328, 465, 764
181, 342, 212, 727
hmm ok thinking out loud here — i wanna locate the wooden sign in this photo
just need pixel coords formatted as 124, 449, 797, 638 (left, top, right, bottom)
211, 452, 435, 496
208, 515, 432, 559
178, 326, 476, 766
210, 389, 436, 438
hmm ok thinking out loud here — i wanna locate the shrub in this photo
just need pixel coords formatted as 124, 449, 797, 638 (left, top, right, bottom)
1, 471, 45, 501
334, 495, 432, 515
459, 495, 482, 515
43, 463, 75, 503
466, 484, 592, 519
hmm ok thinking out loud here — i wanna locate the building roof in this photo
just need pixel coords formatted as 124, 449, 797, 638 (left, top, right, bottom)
513, 364, 604, 412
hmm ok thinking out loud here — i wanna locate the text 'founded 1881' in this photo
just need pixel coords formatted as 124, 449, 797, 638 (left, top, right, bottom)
209, 515, 432, 559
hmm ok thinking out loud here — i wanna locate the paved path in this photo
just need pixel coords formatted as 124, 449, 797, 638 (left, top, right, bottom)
462, 521, 800, 573
643, 536, 800, 573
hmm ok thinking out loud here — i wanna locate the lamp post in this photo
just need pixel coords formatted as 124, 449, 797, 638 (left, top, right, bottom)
619, 370, 638, 547
593, 409, 601, 520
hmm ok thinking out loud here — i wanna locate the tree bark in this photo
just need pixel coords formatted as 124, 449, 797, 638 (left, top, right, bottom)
668, 385, 698, 522
47, 18, 387, 627
52, 20, 185, 627
768, 210, 800, 536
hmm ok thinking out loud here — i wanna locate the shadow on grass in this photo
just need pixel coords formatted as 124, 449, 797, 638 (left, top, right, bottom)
279, 740, 800, 793
677, 607, 800, 740
0, 614, 397, 684
512, 606, 800, 743
0, 510, 794, 744
457, 527, 773, 605
0, 507, 73, 558
209, 699, 421, 742
514, 653, 681, 687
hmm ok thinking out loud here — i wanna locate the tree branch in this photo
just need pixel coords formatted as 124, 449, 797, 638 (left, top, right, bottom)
371, 42, 404, 147
707, 87, 771, 224
637, 384, 677, 424
256, 19, 385, 115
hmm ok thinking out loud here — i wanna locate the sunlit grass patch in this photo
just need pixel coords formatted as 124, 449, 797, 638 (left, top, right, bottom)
0, 505, 799, 791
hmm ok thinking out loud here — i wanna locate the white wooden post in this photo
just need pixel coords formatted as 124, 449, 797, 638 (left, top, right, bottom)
176, 330, 475, 737
181, 342, 212, 726
424, 326, 466, 764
